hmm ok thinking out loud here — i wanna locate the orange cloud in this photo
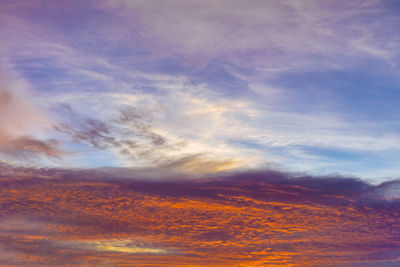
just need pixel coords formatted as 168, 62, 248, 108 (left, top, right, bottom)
0, 169, 399, 266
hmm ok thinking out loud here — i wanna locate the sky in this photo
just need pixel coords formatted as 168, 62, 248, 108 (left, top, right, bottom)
2, 0, 400, 181
1, 0, 400, 266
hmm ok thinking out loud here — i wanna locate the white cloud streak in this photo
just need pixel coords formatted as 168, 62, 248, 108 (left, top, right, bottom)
108, 0, 400, 72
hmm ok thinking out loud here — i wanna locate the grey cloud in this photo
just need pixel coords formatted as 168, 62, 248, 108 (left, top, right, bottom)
118, 107, 167, 146
53, 103, 181, 165
0, 136, 62, 159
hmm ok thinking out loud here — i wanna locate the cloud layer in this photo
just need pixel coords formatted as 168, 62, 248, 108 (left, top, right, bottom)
0, 166, 399, 266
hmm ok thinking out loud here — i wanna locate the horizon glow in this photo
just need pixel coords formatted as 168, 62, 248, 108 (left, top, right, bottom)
1, 1, 400, 266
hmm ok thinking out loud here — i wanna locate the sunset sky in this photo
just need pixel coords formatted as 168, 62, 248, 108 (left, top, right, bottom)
1, 0, 400, 266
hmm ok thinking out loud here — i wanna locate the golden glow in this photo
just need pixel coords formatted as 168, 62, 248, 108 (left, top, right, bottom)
0, 176, 399, 266
94, 240, 167, 254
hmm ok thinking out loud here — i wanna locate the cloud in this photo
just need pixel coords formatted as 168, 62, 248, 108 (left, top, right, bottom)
2, 0, 400, 179
42, 74, 400, 179
5, 0, 399, 74
60, 239, 169, 254
52, 103, 175, 164
0, 166, 399, 265
106, 0, 400, 71
159, 153, 244, 174
117, 106, 167, 147
51, 102, 250, 173
0, 136, 62, 159
0, 67, 44, 135
0, 67, 63, 162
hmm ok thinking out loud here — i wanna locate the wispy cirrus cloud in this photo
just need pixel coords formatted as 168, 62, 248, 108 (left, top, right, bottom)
106, 0, 400, 72
2, 0, 400, 179
51, 102, 245, 174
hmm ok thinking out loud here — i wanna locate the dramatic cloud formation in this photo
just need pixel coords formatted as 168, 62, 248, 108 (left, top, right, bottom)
1, 1, 400, 265
0, 166, 399, 266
